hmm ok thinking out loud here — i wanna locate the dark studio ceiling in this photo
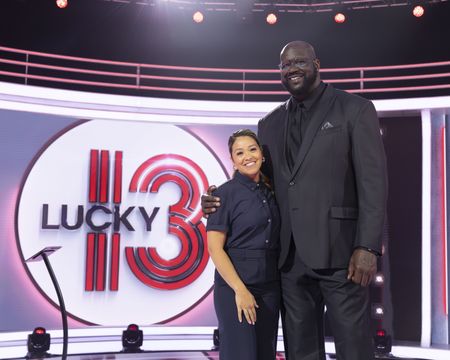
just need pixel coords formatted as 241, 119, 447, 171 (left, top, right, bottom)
0, 0, 449, 70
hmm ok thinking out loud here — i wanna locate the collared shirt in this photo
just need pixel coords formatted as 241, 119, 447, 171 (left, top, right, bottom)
206, 171, 280, 284
288, 81, 327, 118
207, 171, 280, 250
286, 82, 327, 169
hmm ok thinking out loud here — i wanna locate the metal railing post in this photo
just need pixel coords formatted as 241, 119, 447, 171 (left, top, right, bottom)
242, 71, 246, 101
136, 64, 141, 88
25, 52, 29, 85
360, 69, 364, 91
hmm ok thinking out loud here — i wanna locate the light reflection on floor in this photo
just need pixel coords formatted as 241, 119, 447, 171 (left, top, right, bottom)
1, 327, 450, 360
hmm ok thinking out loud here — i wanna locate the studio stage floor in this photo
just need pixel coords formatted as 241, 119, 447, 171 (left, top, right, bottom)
1, 326, 450, 360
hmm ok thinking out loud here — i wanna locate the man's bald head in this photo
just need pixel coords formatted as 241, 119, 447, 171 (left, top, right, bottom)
279, 41, 321, 100
280, 41, 317, 61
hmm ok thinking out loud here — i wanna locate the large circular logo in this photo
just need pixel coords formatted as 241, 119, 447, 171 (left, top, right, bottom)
16, 120, 228, 325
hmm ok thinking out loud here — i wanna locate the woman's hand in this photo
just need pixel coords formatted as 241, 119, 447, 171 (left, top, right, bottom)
235, 286, 259, 325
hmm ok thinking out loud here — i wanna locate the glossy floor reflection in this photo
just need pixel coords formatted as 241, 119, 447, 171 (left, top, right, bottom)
1, 327, 449, 360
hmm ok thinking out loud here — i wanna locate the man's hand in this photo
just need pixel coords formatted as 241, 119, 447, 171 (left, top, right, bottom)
347, 248, 377, 287
201, 185, 220, 218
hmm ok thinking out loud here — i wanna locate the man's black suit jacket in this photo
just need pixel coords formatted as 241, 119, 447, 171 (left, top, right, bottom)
258, 84, 388, 269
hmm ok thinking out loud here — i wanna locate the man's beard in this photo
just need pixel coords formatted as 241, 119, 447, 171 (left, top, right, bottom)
282, 66, 318, 98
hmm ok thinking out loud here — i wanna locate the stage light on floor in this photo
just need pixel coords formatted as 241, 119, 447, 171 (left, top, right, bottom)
193, 11, 204, 24
26, 327, 50, 358
266, 12, 278, 25
413, 5, 425, 17
122, 324, 143, 353
373, 329, 392, 357
56, 0, 68, 9
212, 328, 220, 350
334, 12, 346, 24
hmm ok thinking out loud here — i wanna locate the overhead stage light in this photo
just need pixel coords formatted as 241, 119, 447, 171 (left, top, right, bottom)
334, 13, 346, 24
26, 327, 50, 358
122, 324, 143, 353
56, 0, 68, 9
266, 12, 278, 25
413, 5, 425, 18
193, 11, 204, 24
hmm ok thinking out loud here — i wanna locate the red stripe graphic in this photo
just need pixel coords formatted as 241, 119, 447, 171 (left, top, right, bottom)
99, 150, 109, 203
89, 150, 99, 203
85, 233, 96, 291
440, 127, 448, 315
96, 233, 107, 291
110, 233, 121, 291
114, 151, 123, 204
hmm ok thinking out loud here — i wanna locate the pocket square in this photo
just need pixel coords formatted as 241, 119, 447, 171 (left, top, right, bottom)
321, 121, 334, 130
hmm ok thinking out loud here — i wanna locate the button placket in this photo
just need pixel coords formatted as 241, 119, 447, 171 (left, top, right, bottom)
258, 185, 273, 248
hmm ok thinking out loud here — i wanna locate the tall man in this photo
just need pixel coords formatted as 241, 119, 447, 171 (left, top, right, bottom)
203, 41, 387, 359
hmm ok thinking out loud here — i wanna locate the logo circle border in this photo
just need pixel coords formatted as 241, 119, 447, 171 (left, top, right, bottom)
14, 120, 229, 326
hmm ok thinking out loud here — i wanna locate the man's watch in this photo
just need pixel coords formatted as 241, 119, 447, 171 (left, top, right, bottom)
356, 246, 381, 257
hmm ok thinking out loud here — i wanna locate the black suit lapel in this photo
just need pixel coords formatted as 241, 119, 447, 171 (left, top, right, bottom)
289, 85, 336, 180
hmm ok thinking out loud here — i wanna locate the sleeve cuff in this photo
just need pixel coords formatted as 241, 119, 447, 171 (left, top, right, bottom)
355, 246, 382, 257
206, 224, 228, 233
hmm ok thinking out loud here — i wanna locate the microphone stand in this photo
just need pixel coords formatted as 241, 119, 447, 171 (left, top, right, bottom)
26, 247, 68, 360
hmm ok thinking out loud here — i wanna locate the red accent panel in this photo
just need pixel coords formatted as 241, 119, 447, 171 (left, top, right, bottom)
114, 151, 123, 204
441, 127, 448, 315
96, 233, 107, 291
110, 233, 120, 291
89, 150, 99, 203
85, 233, 96, 291
99, 150, 109, 203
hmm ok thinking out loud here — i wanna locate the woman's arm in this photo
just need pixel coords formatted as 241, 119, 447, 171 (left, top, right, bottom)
207, 230, 259, 324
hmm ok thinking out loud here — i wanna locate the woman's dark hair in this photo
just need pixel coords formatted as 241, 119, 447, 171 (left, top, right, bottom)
228, 129, 261, 155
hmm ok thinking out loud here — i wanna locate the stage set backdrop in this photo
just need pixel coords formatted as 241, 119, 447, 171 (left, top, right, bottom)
0, 82, 449, 345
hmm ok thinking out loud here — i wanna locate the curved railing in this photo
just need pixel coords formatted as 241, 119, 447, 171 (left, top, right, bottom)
1, 45, 449, 100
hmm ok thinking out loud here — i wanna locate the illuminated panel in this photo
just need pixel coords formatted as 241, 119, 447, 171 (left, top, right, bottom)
1, 82, 450, 125
441, 127, 448, 315
421, 109, 432, 346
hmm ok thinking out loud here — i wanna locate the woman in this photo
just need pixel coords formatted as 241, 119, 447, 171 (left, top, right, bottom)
206, 129, 280, 360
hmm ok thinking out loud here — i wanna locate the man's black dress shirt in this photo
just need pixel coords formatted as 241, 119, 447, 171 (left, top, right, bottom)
286, 81, 326, 170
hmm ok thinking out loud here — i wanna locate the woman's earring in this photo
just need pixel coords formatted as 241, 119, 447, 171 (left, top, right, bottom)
262, 157, 265, 162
